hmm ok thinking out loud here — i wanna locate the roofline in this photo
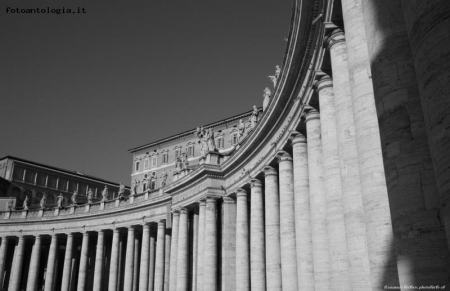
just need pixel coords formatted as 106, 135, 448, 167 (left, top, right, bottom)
128, 107, 263, 153
0, 155, 130, 188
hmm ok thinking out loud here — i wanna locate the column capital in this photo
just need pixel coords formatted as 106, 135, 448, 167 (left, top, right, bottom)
236, 188, 247, 198
324, 28, 346, 50
172, 209, 181, 216
262, 165, 278, 176
222, 197, 236, 204
290, 131, 307, 145
305, 108, 320, 122
198, 198, 206, 206
97, 229, 105, 234
276, 150, 293, 162
205, 196, 220, 204
157, 219, 166, 226
142, 223, 151, 229
250, 178, 262, 188
179, 207, 189, 214
315, 75, 333, 93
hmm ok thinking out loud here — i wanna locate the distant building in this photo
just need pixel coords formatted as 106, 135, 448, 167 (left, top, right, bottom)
0, 156, 130, 209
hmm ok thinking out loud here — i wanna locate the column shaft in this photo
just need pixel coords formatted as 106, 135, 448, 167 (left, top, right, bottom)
192, 210, 199, 291
139, 224, 150, 291
176, 208, 189, 291
169, 211, 180, 291
277, 152, 298, 291
77, 232, 90, 291
221, 198, 236, 291
93, 230, 105, 290
236, 189, 250, 291
196, 200, 206, 291
26, 235, 42, 291
164, 228, 171, 291
44, 234, 58, 291
109, 229, 120, 291
203, 197, 218, 291
9, 236, 25, 291
124, 227, 136, 291
0, 237, 8, 289
61, 234, 74, 291
133, 236, 140, 291
250, 179, 265, 291
148, 229, 156, 291
154, 220, 166, 291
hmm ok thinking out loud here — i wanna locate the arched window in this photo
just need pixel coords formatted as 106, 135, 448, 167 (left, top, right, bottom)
34, 192, 44, 204
11, 187, 21, 198
46, 194, 55, 205
23, 189, 32, 202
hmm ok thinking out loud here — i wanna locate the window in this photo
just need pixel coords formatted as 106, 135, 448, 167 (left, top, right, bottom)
48, 175, 57, 189
58, 178, 68, 191
232, 134, 238, 145
144, 158, 149, 170
162, 153, 168, 164
175, 149, 181, 158
36, 172, 47, 186
187, 146, 194, 157
135, 161, 140, 172
12, 166, 25, 181
216, 138, 224, 149
152, 156, 157, 167
25, 170, 36, 184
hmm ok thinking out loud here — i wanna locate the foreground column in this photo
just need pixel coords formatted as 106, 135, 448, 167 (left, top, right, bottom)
44, 234, 58, 291
0, 236, 8, 288
222, 197, 236, 291
93, 230, 105, 290
277, 151, 298, 291
192, 209, 199, 291
326, 29, 373, 290
139, 224, 151, 291
26, 235, 42, 291
61, 233, 74, 291
262, 166, 282, 291
250, 179, 266, 291
148, 227, 157, 291
204, 197, 218, 291
124, 227, 136, 290
154, 220, 166, 291
133, 236, 140, 291
169, 210, 180, 291
109, 229, 120, 291
236, 188, 250, 291
164, 227, 171, 291
176, 208, 189, 291
77, 232, 90, 291
196, 199, 206, 291
9, 236, 25, 291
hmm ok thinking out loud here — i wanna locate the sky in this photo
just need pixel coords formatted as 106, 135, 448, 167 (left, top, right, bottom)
0, 0, 293, 186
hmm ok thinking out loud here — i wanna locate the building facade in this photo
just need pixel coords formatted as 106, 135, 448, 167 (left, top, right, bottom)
1, 0, 450, 290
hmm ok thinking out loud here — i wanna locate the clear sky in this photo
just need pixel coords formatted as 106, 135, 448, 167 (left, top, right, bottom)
0, 0, 293, 186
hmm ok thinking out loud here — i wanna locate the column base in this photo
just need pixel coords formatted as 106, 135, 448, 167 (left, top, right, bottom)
85, 204, 90, 212
54, 208, 60, 216
21, 210, 28, 218
129, 195, 135, 204
115, 200, 120, 207
100, 202, 105, 210
38, 209, 44, 217
69, 206, 75, 214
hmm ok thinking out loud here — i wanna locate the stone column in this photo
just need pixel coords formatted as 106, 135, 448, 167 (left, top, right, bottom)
154, 220, 166, 291
9, 236, 25, 291
326, 29, 373, 290
196, 199, 206, 291
148, 228, 157, 291
169, 210, 180, 291
277, 151, 298, 291
176, 208, 189, 291
109, 229, 120, 291
164, 228, 171, 291
249, 179, 266, 291
133, 236, 140, 291
192, 209, 199, 291
340, 0, 398, 288
222, 197, 236, 291
61, 233, 74, 291
77, 232, 90, 291
236, 188, 250, 291
124, 227, 136, 291
139, 224, 151, 291
93, 230, 105, 290
0, 236, 8, 288
304, 109, 332, 290
26, 235, 42, 291
44, 234, 58, 291
288, 134, 314, 290
361, 0, 449, 286
204, 197, 218, 291
315, 77, 351, 290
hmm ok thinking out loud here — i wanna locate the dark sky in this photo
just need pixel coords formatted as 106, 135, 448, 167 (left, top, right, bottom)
0, 0, 293, 186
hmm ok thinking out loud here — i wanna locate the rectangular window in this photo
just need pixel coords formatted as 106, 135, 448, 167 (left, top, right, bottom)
79, 183, 87, 195
58, 178, 68, 191
187, 146, 194, 157
36, 172, 46, 186
175, 149, 181, 158
152, 156, 157, 167
162, 153, 168, 164
233, 134, 238, 145
69, 180, 78, 193
217, 138, 223, 149
135, 162, 140, 172
144, 158, 149, 170
12, 166, 25, 181
25, 170, 36, 184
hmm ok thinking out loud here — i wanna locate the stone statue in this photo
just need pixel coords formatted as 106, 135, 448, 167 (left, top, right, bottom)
238, 119, 245, 141
268, 65, 281, 88
132, 180, 139, 195
23, 196, 28, 210
117, 183, 125, 200
102, 185, 108, 202
6, 197, 13, 211
150, 172, 157, 190
71, 190, 78, 205
249, 105, 259, 129
40, 194, 47, 209
87, 189, 93, 204
160, 170, 168, 187
196, 127, 209, 157
57, 194, 63, 208
206, 128, 217, 152
275, 65, 281, 79
181, 152, 189, 169
263, 87, 272, 112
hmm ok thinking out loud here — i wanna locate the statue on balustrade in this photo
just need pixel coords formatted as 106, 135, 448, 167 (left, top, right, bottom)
40, 194, 47, 209
263, 87, 272, 112
150, 172, 157, 190
197, 127, 218, 157
102, 185, 108, 202
249, 105, 259, 130
57, 194, 64, 208
87, 189, 93, 204
71, 190, 78, 205
117, 183, 125, 200
132, 180, 139, 195
23, 196, 28, 210
181, 152, 189, 169
268, 65, 281, 88
6, 197, 13, 211
238, 119, 245, 141
160, 170, 168, 187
